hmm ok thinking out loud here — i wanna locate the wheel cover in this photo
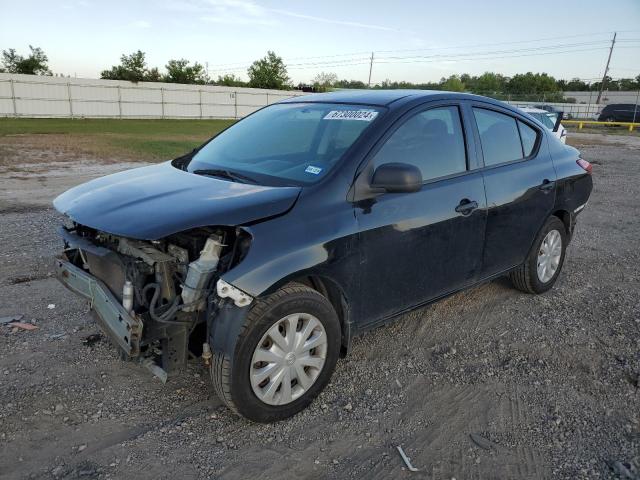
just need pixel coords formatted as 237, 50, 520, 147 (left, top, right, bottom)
537, 229, 562, 283
250, 313, 327, 406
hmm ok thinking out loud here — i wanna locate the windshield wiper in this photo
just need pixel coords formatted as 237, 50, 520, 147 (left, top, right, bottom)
192, 169, 258, 184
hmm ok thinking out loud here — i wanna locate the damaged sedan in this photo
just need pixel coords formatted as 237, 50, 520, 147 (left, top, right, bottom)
54, 90, 592, 422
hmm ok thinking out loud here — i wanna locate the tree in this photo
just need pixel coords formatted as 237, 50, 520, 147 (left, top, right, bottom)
213, 74, 247, 87
247, 51, 290, 90
475, 72, 507, 93
564, 78, 589, 91
101, 50, 160, 82
334, 79, 367, 89
440, 75, 465, 92
1, 46, 51, 75
163, 59, 208, 84
312, 71, 337, 92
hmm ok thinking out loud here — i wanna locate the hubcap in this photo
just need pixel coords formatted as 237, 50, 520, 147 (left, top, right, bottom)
250, 313, 327, 406
537, 229, 562, 283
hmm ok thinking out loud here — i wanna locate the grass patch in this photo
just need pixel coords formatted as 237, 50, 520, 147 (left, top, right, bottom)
0, 118, 236, 161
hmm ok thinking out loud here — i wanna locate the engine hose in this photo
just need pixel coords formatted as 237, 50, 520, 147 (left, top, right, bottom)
143, 283, 189, 325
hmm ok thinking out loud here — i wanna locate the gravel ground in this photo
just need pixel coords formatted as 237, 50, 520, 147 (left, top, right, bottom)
0, 132, 639, 480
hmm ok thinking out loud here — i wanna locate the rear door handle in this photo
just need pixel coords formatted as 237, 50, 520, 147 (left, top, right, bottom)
540, 179, 555, 191
455, 199, 478, 215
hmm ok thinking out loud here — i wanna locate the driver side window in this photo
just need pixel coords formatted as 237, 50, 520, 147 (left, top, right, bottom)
372, 106, 467, 182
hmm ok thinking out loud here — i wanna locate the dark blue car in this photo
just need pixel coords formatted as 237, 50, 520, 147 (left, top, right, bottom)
54, 90, 593, 422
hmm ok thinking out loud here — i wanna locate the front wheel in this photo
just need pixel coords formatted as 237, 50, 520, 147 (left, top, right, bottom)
510, 216, 567, 294
210, 283, 341, 422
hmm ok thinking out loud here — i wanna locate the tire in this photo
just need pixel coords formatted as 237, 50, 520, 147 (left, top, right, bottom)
210, 283, 341, 422
510, 216, 567, 294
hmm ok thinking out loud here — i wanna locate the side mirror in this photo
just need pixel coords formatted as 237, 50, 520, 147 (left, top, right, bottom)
371, 163, 422, 193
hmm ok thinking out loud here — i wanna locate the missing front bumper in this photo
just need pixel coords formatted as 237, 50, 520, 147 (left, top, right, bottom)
55, 257, 143, 357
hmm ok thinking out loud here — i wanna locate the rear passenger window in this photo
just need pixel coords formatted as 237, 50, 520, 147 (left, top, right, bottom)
473, 109, 522, 165
473, 108, 540, 166
518, 121, 537, 156
372, 106, 467, 181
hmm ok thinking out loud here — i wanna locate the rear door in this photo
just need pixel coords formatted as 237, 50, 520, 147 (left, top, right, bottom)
469, 103, 557, 277
355, 102, 487, 323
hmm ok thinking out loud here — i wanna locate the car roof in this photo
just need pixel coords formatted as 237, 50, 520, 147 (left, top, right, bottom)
279, 89, 506, 107
520, 107, 549, 114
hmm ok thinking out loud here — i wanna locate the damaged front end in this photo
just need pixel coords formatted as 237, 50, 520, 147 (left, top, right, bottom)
55, 223, 253, 380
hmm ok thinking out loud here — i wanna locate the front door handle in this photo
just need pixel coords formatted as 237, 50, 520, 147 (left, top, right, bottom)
540, 179, 555, 191
455, 199, 478, 215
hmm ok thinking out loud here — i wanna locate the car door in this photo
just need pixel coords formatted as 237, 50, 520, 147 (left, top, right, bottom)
354, 102, 487, 324
469, 103, 557, 277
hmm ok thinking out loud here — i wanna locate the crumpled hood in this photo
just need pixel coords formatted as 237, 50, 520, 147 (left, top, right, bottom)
53, 162, 301, 240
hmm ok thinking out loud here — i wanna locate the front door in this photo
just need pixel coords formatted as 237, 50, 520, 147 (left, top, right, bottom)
355, 103, 487, 325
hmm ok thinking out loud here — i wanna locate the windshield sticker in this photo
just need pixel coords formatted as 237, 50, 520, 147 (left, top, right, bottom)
305, 165, 323, 175
324, 110, 378, 121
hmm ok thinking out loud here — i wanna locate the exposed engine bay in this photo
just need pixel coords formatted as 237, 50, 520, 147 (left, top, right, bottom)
56, 223, 253, 380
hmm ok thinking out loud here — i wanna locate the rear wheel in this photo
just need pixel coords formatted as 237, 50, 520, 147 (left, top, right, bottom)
211, 283, 340, 422
510, 216, 567, 294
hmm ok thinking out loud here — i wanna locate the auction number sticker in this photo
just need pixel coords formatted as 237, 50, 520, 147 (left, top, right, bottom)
323, 110, 378, 121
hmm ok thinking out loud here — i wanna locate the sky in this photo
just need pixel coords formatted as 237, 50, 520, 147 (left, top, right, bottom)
1, 0, 639, 85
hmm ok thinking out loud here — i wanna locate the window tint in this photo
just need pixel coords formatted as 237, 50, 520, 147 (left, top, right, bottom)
473, 108, 526, 166
372, 106, 467, 181
518, 120, 538, 156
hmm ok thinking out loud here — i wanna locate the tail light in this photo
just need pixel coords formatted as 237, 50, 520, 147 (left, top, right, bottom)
577, 158, 592, 174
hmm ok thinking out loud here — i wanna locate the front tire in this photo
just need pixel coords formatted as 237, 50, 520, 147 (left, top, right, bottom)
510, 216, 567, 294
211, 283, 341, 422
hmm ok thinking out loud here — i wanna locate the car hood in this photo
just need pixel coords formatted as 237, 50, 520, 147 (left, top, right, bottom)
53, 162, 301, 240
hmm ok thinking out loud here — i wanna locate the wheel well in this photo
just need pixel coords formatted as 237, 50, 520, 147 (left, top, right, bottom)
552, 209, 572, 237
293, 275, 350, 356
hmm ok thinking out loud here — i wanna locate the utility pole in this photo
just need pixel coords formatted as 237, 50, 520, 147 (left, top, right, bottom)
368, 52, 374, 88
596, 32, 616, 104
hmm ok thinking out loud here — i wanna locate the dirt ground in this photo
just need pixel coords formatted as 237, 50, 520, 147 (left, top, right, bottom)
0, 132, 639, 480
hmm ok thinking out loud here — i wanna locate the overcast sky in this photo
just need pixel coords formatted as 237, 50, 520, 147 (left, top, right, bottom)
1, 0, 639, 84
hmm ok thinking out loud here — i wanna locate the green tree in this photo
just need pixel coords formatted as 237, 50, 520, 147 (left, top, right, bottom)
440, 75, 465, 92
475, 72, 507, 94
247, 51, 290, 90
164, 59, 208, 84
1, 46, 51, 75
100, 50, 160, 82
312, 71, 338, 92
564, 78, 589, 91
334, 79, 367, 89
213, 74, 247, 87
507, 72, 558, 94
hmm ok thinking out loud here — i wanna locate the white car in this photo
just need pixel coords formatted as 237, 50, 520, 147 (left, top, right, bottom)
520, 107, 567, 143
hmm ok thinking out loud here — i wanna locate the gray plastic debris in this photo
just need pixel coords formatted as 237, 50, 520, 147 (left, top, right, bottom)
470, 433, 497, 450
0, 314, 24, 324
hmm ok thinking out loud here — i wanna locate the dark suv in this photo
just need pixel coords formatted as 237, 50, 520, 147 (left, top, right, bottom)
597, 103, 640, 122
54, 90, 593, 422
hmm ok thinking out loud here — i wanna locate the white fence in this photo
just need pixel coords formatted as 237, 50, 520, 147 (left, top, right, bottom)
0, 73, 306, 119
507, 101, 600, 119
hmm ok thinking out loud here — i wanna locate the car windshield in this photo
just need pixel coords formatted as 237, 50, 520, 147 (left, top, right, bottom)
186, 103, 383, 186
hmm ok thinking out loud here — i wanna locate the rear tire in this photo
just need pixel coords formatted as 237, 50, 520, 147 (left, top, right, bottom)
510, 216, 567, 294
210, 283, 341, 422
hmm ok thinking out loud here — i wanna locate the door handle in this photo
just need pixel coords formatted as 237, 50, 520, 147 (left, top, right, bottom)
540, 179, 555, 191
455, 199, 478, 215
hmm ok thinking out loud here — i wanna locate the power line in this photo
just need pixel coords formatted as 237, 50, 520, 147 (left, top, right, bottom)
210, 41, 620, 74
206, 30, 632, 69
